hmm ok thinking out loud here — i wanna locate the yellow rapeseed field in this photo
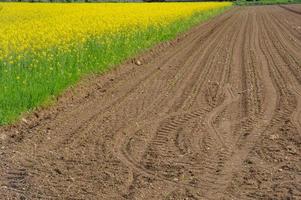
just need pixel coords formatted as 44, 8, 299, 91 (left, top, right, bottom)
0, 3, 231, 61
0, 2, 232, 124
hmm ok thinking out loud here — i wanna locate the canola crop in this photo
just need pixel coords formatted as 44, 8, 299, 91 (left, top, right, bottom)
0, 3, 231, 61
0, 2, 232, 124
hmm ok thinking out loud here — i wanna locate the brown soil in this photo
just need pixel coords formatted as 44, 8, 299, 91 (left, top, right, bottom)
0, 5, 300, 200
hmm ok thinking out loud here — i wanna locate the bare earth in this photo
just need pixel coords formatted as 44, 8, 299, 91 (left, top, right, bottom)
0, 5, 300, 200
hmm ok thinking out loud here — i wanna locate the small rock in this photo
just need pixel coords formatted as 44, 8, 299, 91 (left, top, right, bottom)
0, 134, 7, 141
269, 134, 279, 140
173, 178, 179, 181
135, 60, 142, 66
21, 118, 28, 124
